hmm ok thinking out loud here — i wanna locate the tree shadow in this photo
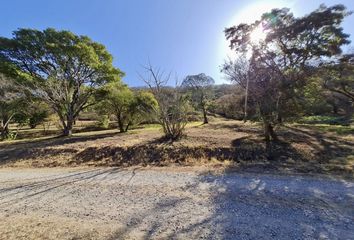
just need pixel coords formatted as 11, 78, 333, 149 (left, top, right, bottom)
0, 168, 123, 206
86, 171, 354, 239
1, 122, 353, 176
0, 167, 353, 239
0, 131, 120, 165
188, 172, 354, 239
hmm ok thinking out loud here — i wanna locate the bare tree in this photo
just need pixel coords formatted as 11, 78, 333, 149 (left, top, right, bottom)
139, 63, 190, 140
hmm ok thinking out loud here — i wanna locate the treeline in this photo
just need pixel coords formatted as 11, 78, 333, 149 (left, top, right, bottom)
0, 4, 353, 141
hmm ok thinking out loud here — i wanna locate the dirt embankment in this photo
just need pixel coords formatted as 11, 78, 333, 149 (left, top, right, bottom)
0, 120, 353, 176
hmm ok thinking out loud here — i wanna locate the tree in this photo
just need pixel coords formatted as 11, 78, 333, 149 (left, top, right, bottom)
140, 64, 191, 140
133, 90, 159, 124
301, 77, 333, 116
223, 4, 351, 141
182, 73, 215, 124
318, 53, 354, 121
99, 83, 135, 133
322, 54, 354, 102
97, 82, 157, 132
0, 74, 23, 140
26, 100, 50, 129
209, 85, 257, 120
0, 28, 123, 136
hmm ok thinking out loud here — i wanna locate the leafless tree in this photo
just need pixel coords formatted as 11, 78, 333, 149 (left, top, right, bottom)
139, 63, 190, 140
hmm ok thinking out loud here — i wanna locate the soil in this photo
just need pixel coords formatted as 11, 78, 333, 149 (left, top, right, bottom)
0, 120, 353, 177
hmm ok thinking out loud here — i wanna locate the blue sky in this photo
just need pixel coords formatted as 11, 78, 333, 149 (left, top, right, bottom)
1, 0, 353, 86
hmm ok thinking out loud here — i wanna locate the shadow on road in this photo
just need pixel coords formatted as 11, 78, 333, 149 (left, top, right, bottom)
0, 168, 353, 239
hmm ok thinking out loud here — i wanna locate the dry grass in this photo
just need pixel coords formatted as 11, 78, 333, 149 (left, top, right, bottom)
1, 118, 353, 177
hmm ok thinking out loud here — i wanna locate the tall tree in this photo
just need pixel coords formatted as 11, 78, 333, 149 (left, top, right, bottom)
182, 73, 215, 124
0, 28, 123, 136
223, 4, 351, 141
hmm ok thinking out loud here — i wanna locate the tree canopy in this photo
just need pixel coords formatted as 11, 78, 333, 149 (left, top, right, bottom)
97, 82, 158, 132
223, 4, 351, 140
0, 28, 123, 136
182, 73, 215, 124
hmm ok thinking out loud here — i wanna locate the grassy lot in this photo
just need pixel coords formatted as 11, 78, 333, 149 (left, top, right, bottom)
1, 118, 353, 178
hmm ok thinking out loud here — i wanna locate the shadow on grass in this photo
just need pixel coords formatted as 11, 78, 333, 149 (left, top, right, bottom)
0, 131, 120, 165
1, 122, 353, 176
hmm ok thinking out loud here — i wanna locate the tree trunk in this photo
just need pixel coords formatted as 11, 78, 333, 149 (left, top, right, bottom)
125, 122, 131, 132
0, 125, 9, 140
1, 117, 10, 140
202, 106, 208, 124
264, 121, 271, 142
263, 119, 278, 141
344, 103, 354, 124
269, 124, 277, 141
63, 117, 74, 136
277, 114, 283, 124
117, 115, 125, 133
332, 103, 338, 114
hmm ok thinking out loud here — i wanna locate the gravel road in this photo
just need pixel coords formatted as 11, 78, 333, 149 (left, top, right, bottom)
0, 168, 353, 240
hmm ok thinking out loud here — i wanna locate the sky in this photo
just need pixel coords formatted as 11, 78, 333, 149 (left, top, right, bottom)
1, 0, 354, 86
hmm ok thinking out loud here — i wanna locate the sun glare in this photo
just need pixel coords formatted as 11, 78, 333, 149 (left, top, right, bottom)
250, 25, 266, 44
219, 1, 296, 59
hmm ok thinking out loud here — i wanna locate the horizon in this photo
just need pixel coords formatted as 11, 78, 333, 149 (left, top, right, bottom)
1, 0, 354, 86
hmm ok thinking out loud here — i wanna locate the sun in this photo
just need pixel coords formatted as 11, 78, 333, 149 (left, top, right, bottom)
219, 1, 296, 59
250, 24, 267, 44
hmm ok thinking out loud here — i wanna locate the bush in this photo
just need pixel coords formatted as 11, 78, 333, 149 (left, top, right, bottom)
29, 110, 48, 129
97, 115, 110, 129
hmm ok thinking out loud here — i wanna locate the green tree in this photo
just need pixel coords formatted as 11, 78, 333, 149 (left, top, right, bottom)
301, 77, 332, 116
97, 82, 157, 132
319, 53, 354, 121
182, 73, 215, 124
223, 4, 351, 141
322, 54, 354, 102
133, 90, 159, 124
0, 28, 123, 136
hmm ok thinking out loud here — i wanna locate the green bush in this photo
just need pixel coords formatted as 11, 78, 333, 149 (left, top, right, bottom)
97, 115, 110, 129
29, 110, 49, 129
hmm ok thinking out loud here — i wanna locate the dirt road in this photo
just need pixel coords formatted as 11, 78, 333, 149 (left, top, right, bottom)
0, 168, 353, 239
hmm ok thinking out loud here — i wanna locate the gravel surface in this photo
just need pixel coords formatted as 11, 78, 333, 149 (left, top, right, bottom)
0, 168, 353, 239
